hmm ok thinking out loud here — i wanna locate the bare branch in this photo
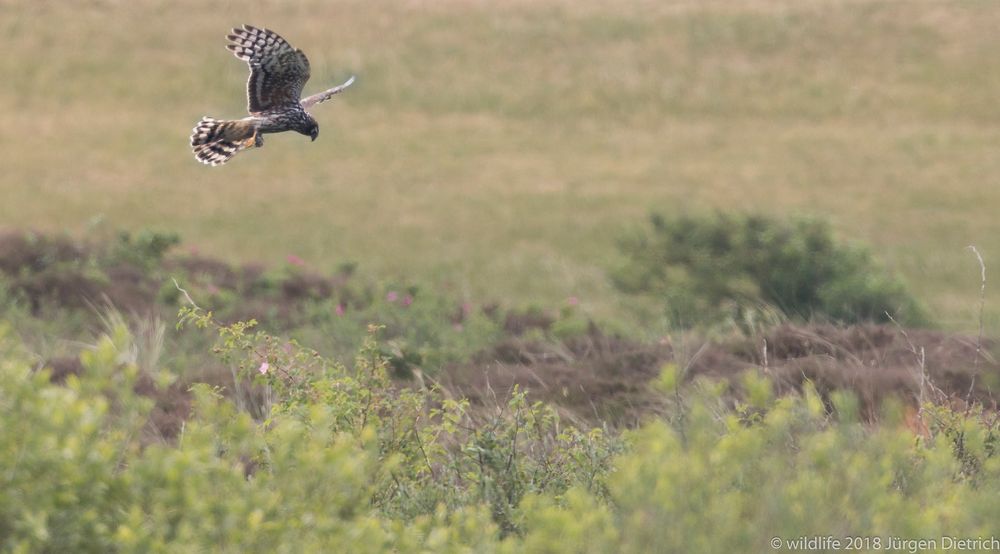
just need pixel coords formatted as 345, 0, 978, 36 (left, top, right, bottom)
966, 245, 986, 408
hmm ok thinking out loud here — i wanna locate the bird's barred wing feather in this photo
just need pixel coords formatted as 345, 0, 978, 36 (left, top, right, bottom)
300, 75, 356, 109
227, 25, 311, 114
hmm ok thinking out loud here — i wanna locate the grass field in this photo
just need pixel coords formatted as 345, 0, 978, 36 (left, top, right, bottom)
4, 0, 1000, 330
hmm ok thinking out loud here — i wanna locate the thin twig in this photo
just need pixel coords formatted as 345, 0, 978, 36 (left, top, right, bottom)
762, 338, 769, 375
885, 311, 927, 409
966, 245, 986, 407
172, 277, 201, 310
412, 423, 437, 480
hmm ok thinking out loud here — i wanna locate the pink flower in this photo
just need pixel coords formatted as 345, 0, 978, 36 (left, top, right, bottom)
335, 304, 345, 316
567, 296, 579, 306
386, 291, 399, 302
462, 302, 472, 316
402, 295, 414, 307
258, 361, 270, 375
286, 254, 306, 267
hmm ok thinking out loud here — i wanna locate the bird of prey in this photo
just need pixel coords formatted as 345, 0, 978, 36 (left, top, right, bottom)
191, 24, 355, 166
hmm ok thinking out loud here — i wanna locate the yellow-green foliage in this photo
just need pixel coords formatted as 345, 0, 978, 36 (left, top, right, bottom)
2, 324, 999, 552
0, 325, 502, 553
600, 390, 1000, 552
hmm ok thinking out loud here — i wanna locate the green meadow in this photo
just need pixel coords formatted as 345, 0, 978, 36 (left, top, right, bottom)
3, 0, 1000, 328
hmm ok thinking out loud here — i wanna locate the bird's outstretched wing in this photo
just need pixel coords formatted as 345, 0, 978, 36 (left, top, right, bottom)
227, 24, 311, 114
300, 76, 356, 109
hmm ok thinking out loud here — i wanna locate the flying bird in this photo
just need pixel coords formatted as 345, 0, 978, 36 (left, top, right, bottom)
191, 25, 355, 166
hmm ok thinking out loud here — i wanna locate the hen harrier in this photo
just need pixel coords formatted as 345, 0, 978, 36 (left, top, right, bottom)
191, 24, 355, 166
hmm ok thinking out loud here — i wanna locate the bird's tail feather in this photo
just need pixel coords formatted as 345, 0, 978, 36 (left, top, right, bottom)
190, 117, 258, 166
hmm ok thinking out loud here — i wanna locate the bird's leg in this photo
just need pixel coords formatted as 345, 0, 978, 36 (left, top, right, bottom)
243, 130, 263, 149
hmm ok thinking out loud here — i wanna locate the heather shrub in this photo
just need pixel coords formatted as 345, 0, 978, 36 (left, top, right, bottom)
0, 228, 508, 378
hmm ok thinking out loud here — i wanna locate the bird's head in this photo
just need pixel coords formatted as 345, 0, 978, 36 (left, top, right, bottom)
300, 115, 319, 142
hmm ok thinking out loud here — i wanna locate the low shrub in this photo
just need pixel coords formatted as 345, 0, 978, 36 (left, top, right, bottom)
614, 212, 926, 328
2, 318, 999, 551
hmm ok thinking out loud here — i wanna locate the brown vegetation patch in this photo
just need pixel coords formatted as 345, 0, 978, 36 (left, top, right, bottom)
447, 323, 1000, 427
445, 326, 669, 427
502, 309, 555, 336
167, 255, 244, 291
40, 322, 1000, 440
133, 372, 194, 442
103, 263, 161, 315
713, 324, 999, 419
0, 231, 354, 325
0, 231, 153, 314
45, 356, 85, 384
10, 231, 998, 431
42, 355, 238, 444
0, 232, 82, 274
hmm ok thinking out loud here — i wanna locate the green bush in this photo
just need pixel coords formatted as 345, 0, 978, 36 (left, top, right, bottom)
111, 229, 181, 270
510, 374, 1000, 552
177, 306, 621, 535
614, 212, 926, 328
4, 315, 998, 552
0, 313, 606, 552
590, 379, 999, 552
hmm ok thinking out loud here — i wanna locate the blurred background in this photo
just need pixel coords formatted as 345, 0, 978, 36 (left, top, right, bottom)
3, 0, 1000, 332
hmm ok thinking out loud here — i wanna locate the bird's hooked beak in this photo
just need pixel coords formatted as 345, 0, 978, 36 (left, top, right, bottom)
310, 128, 319, 142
